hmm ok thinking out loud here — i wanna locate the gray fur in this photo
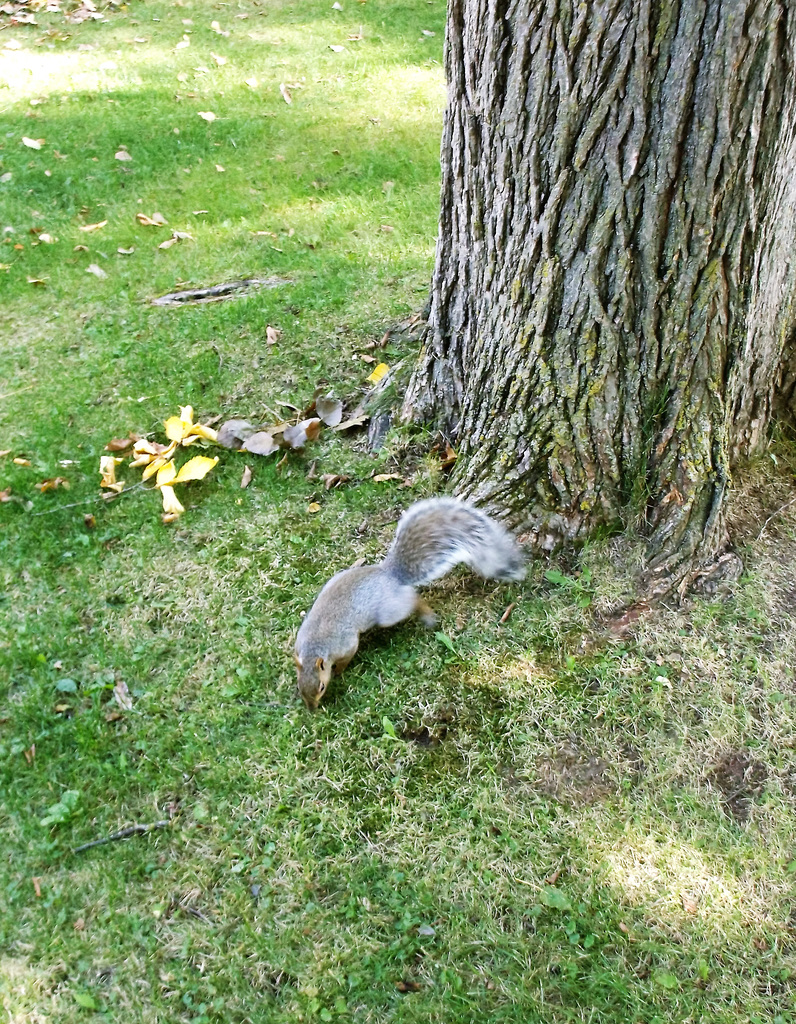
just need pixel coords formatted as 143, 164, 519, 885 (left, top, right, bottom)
383, 498, 526, 585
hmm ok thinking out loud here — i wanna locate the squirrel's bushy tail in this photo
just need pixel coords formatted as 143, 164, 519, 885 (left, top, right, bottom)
384, 498, 526, 586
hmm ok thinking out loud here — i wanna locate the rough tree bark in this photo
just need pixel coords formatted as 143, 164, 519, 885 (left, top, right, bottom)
404, 0, 796, 587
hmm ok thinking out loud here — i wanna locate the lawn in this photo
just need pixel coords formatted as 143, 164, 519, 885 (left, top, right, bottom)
1, 1, 796, 1022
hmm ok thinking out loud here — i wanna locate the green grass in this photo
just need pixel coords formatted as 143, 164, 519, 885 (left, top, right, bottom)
2, 2, 796, 1022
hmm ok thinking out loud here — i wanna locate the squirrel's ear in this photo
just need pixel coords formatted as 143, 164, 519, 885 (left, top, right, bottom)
315, 657, 324, 670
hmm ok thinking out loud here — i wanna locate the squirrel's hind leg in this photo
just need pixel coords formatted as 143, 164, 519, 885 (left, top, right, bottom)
415, 597, 438, 628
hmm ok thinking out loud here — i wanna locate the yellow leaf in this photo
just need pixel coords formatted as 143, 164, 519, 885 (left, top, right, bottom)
99, 455, 123, 488
164, 415, 188, 442
79, 220, 108, 232
156, 460, 177, 486
161, 485, 185, 516
367, 362, 390, 384
142, 455, 170, 481
184, 423, 218, 443
308, 502, 321, 514
171, 455, 219, 484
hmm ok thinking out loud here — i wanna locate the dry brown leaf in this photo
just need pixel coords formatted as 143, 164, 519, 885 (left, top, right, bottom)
197, 110, 216, 122
372, 473, 403, 483
0, 450, 11, 458
215, 163, 225, 172
240, 465, 252, 489
321, 473, 350, 490
681, 894, 699, 914
86, 263, 107, 279
27, 277, 47, 286
79, 220, 108, 232
35, 477, 69, 492
279, 82, 292, 104
22, 136, 44, 149
105, 709, 124, 722
333, 412, 369, 431
0, 488, 12, 502
114, 149, 133, 162
245, 76, 258, 88
358, 353, 376, 363
282, 417, 321, 449
38, 233, 57, 244
241, 431, 280, 456
210, 19, 229, 35
73, 244, 89, 252
136, 212, 168, 227
13, 458, 31, 466
84, 513, 96, 529
217, 419, 256, 449
117, 247, 135, 255
315, 396, 343, 427
113, 679, 133, 710
212, 52, 227, 65
440, 442, 457, 469
266, 325, 280, 345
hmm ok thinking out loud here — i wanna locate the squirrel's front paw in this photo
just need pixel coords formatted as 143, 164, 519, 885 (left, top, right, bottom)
416, 599, 438, 628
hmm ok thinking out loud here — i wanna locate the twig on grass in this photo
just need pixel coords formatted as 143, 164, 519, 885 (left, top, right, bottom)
73, 819, 170, 854
29, 482, 146, 517
756, 495, 796, 541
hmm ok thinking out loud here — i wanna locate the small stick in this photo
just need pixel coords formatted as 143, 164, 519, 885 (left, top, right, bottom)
499, 602, 517, 624
73, 819, 169, 854
30, 482, 145, 517
756, 495, 796, 541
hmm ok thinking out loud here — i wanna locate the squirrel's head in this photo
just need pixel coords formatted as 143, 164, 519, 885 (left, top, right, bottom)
294, 652, 332, 709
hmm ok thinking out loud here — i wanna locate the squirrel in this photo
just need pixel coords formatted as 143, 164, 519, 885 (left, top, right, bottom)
294, 497, 525, 708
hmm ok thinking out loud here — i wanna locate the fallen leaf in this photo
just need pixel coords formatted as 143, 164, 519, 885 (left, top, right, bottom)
74, 244, 89, 252
105, 709, 124, 721
35, 477, 69, 492
282, 417, 321, 449
114, 149, 133, 161
175, 34, 190, 49
86, 263, 107, 279
382, 180, 394, 196
136, 212, 168, 226
73, 918, 85, 931
22, 136, 44, 149
0, 450, 11, 458
164, 405, 196, 442
155, 460, 177, 486
0, 172, 11, 183
266, 325, 280, 345
440, 442, 457, 469
215, 163, 225, 172
217, 419, 256, 449
160, 485, 184, 517
38, 233, 57, 244
99, 455, 124, 492
113, 679, 133, 710
421, 29, 436, 36
380, 224, 394, 232
13, 458, 31, 466
332, 1, 343, 7
358, 353, 376, 363
499, 602, 517, 624
211, 52, 227, 65
197, 110, 216, 122
395, 981, 422, 993
27, 277, 47, 286
210, 19, 229, 36
321, 473, 350, 490
367, 362, 390, 384
279, 82, 292, 104
334, 412, 369, 431
240, 465, 252, 488
23, 744, 35, 764
32, 877, 42, 898
159, 231, 194, 249
84, 513, 96, 529
171, 455, 219, 483
117, 247, 135, 255
372, 473, 403, 483
329, 44, 345, 51
308, 502, 321, 513
315, 396, 343, 427
79, 220, 108, 232
241, 431, 280, 456
681, 894, 699, 914
245, 76, 258, 88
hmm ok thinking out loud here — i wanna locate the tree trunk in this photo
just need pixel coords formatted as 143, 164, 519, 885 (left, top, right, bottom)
404, 0, 796, 586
